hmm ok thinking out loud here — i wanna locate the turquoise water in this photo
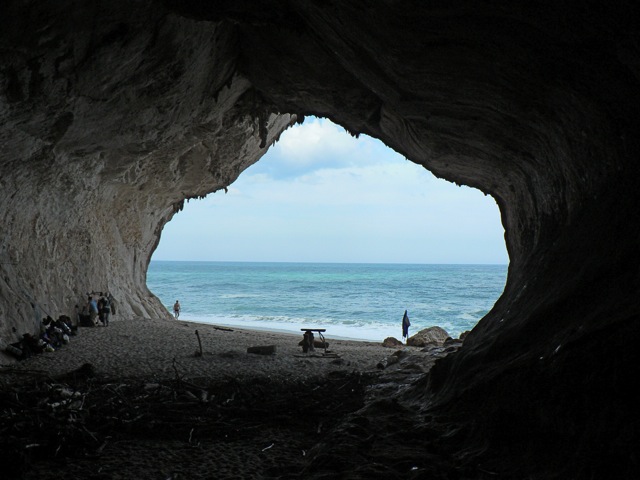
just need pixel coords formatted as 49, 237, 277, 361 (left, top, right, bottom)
147, 261, 507, 341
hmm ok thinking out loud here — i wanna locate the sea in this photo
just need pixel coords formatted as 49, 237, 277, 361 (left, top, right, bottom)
147, 261, 508, 342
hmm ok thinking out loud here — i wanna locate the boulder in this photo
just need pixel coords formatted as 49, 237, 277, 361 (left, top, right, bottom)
407, 326, 450, 348
377, 349, 409, 369
444, 337, 463, 348
382, 337, 404, 348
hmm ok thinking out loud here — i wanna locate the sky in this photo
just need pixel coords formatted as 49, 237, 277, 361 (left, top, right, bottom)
152, 117, 508, 264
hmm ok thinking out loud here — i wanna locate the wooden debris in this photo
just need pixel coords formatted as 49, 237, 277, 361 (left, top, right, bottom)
247, 345, 277, 355
293, 353, 340, 359
194, 330, 203, 357
214, 326, 234, 332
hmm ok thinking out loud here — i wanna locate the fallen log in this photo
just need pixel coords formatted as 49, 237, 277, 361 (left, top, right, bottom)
293, 353, 340, 359
194, 330, 203, 357
214, 326, 234, 332
247, 345, 276, 355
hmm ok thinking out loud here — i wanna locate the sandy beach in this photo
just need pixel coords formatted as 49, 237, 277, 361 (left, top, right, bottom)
1, 316, 451, 479
6, 316, 398, 381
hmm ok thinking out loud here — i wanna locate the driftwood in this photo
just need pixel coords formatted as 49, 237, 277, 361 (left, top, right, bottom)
293, 353, 340, 359
214, 326, 234, 332
194, 330, 203, 357
246, 345, 277, 355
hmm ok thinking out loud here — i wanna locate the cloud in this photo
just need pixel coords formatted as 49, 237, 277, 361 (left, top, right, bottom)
250, 117, 392, 179
153, 118, 508, 264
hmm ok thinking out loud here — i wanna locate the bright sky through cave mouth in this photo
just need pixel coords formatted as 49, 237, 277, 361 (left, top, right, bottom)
152, 117, 508, 264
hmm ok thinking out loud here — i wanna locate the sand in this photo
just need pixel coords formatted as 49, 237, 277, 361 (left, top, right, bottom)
1, 316, 450, 479
7, 316, 395, 381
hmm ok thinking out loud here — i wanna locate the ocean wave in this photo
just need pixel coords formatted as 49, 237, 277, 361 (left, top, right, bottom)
148, 262, 506, 341
219, 293, 263, 299
180, 314, 400, 341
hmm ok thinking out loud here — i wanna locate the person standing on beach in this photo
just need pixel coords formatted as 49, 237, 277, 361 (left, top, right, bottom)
101, 295, 111, 326
402, 309, 411, 343
89, 296, 99, 326
107, 292, 116, 316
173, 300, 181, 319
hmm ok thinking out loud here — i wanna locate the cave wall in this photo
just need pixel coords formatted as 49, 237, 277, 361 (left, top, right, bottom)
0, 0, 294, 340
2, 0, 640, 476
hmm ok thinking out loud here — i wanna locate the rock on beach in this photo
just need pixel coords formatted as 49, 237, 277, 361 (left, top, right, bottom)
406, 326, 450, 347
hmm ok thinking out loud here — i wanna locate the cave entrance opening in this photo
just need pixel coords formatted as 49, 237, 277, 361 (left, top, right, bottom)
148, 117, 508, 341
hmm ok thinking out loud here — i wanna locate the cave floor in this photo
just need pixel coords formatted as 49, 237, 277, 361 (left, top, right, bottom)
0, 358, 490, 480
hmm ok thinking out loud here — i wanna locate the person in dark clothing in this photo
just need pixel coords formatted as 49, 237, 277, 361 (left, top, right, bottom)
402, 310, 411, 343
21, 333, 43, 357
107, 292, 116, 315
101, 296, 111, 326
77, 304, 93, 327
89, 296, 99, 325
97, 297, 106, 325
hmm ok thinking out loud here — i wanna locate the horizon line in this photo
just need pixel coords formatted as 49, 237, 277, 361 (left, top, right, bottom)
150, 259, 509, 266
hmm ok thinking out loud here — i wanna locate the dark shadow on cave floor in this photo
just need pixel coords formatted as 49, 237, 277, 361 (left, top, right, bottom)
4, 328, 632, 480
0, 347, 494, 480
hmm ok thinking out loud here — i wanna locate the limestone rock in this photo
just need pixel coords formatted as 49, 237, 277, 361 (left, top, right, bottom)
407, 326, 450, 348
376, 349, 408, 369
444, 337, 464, 348
382, 337, 404, 348
1, 2, 640, 477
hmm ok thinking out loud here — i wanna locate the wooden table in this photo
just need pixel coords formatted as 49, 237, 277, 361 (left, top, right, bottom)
300, 328, 327, 354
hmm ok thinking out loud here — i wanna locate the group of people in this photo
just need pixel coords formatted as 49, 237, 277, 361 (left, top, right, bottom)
4, 290, 118, 361
5, 314, 77, 360
77, 292, 115, 327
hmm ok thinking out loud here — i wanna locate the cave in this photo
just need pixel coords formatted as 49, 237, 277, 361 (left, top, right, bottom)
1, 1, 639, 478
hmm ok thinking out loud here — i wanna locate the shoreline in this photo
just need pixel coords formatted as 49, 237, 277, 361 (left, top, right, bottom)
178, 316, 387, 342
147, 262, 505, 343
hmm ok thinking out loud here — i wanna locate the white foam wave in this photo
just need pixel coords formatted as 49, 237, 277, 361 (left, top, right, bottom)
219, 293, 263, 299
180, 314, 399, 342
